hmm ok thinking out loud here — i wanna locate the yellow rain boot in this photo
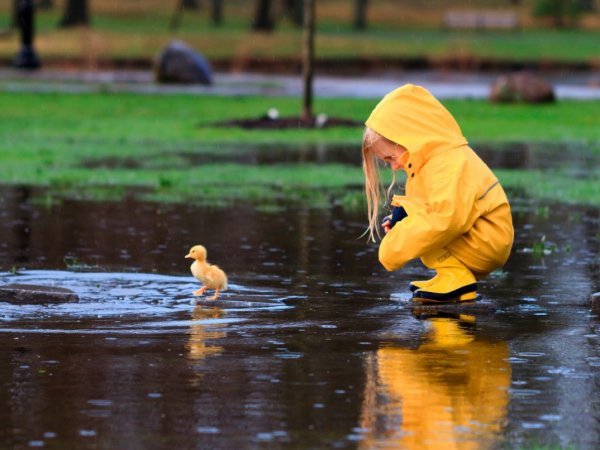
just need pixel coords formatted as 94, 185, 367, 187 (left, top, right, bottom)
409, 275, 437, 292
413, 249, 477, 303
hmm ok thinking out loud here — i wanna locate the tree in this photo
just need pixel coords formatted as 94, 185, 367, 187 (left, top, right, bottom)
301, 0, 315, 122
252, 0, 275, 31
283, 0, 303, 27
59, 0, 89, 27
14, 0, 41, 69
354, 0, 368, 30
534, 0, 585, 27
577, 0, 595, 11
171, 0, 223, 30
11, 0, 19, 28
210, 0, 223, 25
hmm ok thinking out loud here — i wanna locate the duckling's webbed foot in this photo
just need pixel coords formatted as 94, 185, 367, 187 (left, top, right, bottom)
193, 286, 207, 296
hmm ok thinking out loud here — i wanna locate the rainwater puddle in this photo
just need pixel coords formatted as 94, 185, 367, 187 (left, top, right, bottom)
0, 185, 599, 449
80, 140, 596, 171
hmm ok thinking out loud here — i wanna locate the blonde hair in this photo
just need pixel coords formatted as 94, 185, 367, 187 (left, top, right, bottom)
362, 127, 399, 242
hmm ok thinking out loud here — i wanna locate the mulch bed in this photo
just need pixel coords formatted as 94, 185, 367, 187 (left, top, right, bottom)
216, 115, 363, 129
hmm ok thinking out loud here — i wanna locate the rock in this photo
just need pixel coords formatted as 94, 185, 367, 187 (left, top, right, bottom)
411, 298, 497, 316
0, 284, 78, 305
489, 72, 555, 103
591, 292, 600, 314
155, 40, 213, 85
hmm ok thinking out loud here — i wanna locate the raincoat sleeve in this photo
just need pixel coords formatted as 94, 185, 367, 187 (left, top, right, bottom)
378, 155, 479, 271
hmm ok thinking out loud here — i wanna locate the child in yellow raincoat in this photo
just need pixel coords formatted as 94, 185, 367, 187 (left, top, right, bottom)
362, 84, 514, 303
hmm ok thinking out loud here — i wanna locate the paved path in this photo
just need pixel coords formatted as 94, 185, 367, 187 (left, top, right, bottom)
1, 68, 599, 99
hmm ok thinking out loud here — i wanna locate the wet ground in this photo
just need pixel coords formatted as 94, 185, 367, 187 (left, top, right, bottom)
1, 132, 600, 449
1, 68, 599, 100
1, 179, 599, 449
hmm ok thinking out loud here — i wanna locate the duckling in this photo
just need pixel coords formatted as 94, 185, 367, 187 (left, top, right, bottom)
185, 245, 228, 300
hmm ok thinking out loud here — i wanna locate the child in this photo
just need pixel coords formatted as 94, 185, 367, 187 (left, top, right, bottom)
362, 84, 514, 303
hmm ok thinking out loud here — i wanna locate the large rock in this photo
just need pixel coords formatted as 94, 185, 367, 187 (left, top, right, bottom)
155, 40, 213, 85
0, 284, 78, 305
489, 72, 555, 103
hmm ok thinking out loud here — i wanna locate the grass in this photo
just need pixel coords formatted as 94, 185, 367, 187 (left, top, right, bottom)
0, 1, 599, 63
0, 91, 598, 208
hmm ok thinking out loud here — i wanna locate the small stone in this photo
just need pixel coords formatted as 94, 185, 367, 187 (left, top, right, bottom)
411, 299, 497, 316
0, 284, 78, 305
591, 292, 600, 314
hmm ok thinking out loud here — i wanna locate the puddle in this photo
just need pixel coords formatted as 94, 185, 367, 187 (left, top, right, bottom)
0, 185, 599, 449
0, 270, 285, 322
80, 141, 597, 171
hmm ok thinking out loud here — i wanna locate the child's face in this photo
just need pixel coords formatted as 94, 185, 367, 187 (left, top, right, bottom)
372, 139, 408, 171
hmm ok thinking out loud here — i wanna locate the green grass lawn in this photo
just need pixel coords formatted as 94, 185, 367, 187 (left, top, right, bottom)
0, 91, 598, 208
0, 6, 599, 63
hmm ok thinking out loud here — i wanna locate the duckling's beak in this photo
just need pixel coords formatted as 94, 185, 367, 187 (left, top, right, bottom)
185, 253, 193, 259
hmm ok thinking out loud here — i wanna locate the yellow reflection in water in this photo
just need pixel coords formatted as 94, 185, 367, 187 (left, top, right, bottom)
359, 314, 510, 450
186, 306, 226, 364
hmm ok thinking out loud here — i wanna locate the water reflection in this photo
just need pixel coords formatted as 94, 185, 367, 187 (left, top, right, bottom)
80, 141, 596, 172
1, 184, 599, 448
186, 306, 225, 367
359, 314, 510, 449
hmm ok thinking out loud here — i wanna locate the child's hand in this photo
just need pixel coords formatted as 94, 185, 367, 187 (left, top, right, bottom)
381, 207, 408, 234
381, 216, 392, 234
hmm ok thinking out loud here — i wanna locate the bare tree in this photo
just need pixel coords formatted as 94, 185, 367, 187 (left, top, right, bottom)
171, 0, 223, 29
283, 0, 303, 26
252, 0, 275, 31
211, 0, 223, 25
59, 0, 89, 27
354, 0, 368, 30
301, 0, 315, 122
11, 0, 19, 28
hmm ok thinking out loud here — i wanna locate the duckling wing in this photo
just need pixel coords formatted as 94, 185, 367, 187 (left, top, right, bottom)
204, 264, 228, 290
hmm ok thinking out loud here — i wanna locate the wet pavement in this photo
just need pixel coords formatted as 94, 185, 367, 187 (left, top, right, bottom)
1, 68, 599, 99
1, 178, 599, 448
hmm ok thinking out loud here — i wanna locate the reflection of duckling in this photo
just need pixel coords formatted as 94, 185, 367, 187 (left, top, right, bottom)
187, 306, 226, 361
185, 245, 228, 300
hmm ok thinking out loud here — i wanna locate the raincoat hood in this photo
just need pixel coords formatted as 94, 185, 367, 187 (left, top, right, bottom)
365, 84, 468, 156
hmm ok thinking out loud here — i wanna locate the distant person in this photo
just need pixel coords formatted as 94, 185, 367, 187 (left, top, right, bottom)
362, 84, 513, 303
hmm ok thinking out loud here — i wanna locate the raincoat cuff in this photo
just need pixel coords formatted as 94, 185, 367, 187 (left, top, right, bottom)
390, 195, 420, 217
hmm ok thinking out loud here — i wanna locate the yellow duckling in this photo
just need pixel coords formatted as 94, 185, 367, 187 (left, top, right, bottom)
185, 245, 228, 301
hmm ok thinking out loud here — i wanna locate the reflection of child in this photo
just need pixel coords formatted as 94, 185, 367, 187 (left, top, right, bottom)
362, 84, 514, 302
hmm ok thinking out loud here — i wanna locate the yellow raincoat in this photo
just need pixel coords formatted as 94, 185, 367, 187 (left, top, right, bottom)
366, 85, 513, 276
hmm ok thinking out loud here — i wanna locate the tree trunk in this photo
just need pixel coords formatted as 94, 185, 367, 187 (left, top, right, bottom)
252, 0, 275, 31
182, 0, 198, 9
301, 0, 315, 122
284, 0, 303, 27
211, 0, 223, 25
354, 0, 368, 30
37, 0, 54, 8
11, 0, 19, 28
59, 0, 89, 27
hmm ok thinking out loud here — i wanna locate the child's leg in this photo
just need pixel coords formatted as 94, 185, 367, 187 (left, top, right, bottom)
447, 203, 513, 276
413, 203, 513, 302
